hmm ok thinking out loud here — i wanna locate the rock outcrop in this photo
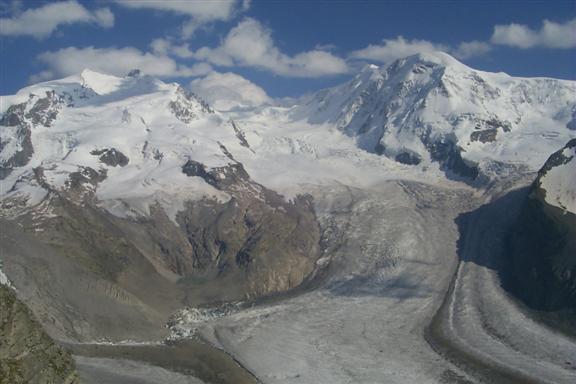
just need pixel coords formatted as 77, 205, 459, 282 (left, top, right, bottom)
506, 139, 576, 328
0, 284, 78, 384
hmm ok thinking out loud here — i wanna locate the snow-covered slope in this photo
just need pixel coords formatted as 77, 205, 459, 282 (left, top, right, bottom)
538, 139, 576, 214
0, 69, 248, 219
0, 69, 325, 329
290, 52, 576, 181
0, 66, 453, 221
2, 55, 576, 384
1, 53, 575, 220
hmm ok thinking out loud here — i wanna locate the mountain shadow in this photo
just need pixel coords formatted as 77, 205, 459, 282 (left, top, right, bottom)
454, 185, 576, 335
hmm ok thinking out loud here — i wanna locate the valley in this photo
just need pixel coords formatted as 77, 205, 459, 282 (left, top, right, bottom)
1, 52, 575, 383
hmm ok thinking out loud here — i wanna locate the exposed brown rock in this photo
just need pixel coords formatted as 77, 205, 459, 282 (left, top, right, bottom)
0, 285, 78, 384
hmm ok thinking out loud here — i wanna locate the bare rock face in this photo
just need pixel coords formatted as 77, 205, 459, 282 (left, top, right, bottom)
469, 118, 511, 143
0, 285, 78, 384
425, 138, 479, 180
177, 192, 319, 300
169, 86, 213, 123
25, 91, 63, 128
470, 129, 497, 143
90, 148, 129, 167
0, 91, 65, 179
140, 159, 322, 302
0, 155, 321, 341
0, 104, 33, 180
395, 151, 422, 165
175, 154, 321, 300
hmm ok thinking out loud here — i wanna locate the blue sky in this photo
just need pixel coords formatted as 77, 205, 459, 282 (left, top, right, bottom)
1, 0, 575, 101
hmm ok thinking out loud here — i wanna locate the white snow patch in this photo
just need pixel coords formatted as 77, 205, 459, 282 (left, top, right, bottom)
0, 269, 11, 287
540, 144, 576, 213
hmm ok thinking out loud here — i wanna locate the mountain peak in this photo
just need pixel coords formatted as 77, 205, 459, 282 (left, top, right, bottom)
359, 63, 381, 73
409, 51, 463, 66
80, 68, 124, 95
384, 51, 470, 77
291, 51, 576, 182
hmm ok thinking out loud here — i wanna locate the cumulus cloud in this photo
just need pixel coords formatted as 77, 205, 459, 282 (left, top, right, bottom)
31, 46, 212, 82
190, 71, 271, 110
192, 18, 348, 77
150, 38, 195, 58
350, 36, 447, 63
491, 18, 576, 49
453, 40, 492, 59
241, 0, 252, 11
114, 0, 245, 38
350, 36, 494, 63
0, 1, 114, 39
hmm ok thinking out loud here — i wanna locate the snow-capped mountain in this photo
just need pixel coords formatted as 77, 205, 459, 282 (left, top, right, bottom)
0, 68, 251, 219
0, 68, 323, 341
2, 53, 576, 383
2, 52, 575, 219
290, 52, 576, 181
1, 51, 575, 331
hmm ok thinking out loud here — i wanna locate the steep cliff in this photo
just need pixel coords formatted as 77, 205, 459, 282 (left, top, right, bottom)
506, 139, 576, 328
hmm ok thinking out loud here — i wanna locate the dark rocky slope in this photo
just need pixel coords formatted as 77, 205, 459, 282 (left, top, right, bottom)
0, 284, 78, 384
506, 139, 576, 329
1, 157, 321, 341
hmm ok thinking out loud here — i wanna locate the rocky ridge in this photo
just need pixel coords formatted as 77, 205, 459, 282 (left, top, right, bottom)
506, 139, 576, 324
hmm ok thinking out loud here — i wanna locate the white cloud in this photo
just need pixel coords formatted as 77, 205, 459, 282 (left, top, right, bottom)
114, 0, 245, 38
149, 38, 171, 56
93, 8, 114, 28
491, 18, 576, 49
0, 1, 114, 39
453, 40, 492, 59
350, 36, 494, 63
32, 46, 212, 82
150, 38, 195, 58
190, 71, 271, 110
28, 70, 55, 84
241, 0, 252, 12
192, 18, 348, 77
114, 0, 238, 19
350, 36, 447, 63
